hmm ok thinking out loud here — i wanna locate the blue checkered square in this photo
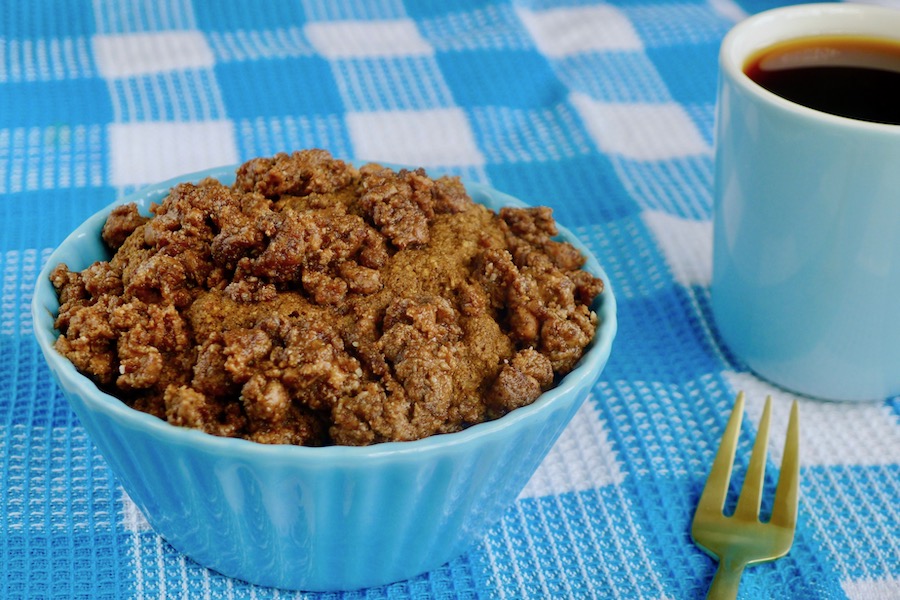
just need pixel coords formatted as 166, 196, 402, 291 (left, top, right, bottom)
193, 0, 313, 31
0, 124, 108, 195
620, 2, 734, 49
484, 156, 639, 225
646, 43, 720, 106
206, 27, 316, 62
0, 1, 97, 37
732, 0, 821, 16
414, 3, 535, 51
93, 0, 199, 33
554, 52, 672, 102
1, 37, 98, 81
0, 80, 112, 128
107, 70, 227, 122
437, 49, 562, 108
232, 115, 353, 163
299, 0, 409, 21
610, 155, 714, 218
1, 189, 115, 250
331, 56, 455, 112
468, 104, 592, 164
404, 0, 503, 20
216, 56, 345, 118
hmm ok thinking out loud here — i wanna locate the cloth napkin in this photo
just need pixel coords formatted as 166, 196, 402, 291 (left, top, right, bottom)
2, 1, 899, 598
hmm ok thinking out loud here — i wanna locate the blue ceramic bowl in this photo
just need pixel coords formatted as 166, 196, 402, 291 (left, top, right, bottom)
32, 165, 617, 591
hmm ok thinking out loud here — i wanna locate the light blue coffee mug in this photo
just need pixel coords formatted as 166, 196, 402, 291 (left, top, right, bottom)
712, 3, 900, 401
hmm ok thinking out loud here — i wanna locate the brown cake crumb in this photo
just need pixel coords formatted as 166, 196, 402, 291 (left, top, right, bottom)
51, 150, 604, 446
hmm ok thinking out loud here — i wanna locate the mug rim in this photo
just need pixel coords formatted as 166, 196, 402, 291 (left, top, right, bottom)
719, 2, 900, 133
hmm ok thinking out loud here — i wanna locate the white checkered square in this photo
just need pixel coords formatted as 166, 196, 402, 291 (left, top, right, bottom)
725, 372, 900, 467
516, 5, 642, 57
842, 577, 900, 600
571, 93, 709, 160
108, 70, 226, 122
642, 210, 712, 287
305, 19, 432, 58
92, 31, 214, 78
347, 108, 484, 167
120, 490, 152, 532
93, 0, 198, 33
108, 121, 238, 186
519, 397, 624, 499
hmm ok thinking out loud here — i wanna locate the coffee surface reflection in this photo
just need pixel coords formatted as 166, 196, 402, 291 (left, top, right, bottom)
744, 35, 900, 125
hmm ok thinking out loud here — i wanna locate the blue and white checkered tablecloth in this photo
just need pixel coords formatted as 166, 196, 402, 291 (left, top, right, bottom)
3, 0, 900, 598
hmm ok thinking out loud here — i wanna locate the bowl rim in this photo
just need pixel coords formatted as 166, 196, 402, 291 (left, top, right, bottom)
32, 163, 618, 463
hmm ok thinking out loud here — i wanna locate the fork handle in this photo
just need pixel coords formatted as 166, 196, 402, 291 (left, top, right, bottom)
706, 557, 746, 600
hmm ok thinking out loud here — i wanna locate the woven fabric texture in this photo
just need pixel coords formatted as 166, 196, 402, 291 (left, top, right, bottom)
3, 0, 900, 598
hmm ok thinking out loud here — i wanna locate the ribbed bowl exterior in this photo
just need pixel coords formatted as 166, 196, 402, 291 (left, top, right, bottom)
33, 166, 617, 591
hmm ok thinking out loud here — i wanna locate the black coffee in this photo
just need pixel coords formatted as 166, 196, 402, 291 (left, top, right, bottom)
744, 35, 900, 126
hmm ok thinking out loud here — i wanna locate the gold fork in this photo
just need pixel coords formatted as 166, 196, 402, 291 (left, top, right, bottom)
691, 392, 800, 600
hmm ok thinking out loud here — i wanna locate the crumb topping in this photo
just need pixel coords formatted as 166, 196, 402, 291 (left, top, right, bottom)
52, 150, 603, 446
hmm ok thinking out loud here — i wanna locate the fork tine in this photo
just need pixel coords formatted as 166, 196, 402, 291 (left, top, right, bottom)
770, 399, 801, 531
733, 396, 772, 520
696, 392, 745, 513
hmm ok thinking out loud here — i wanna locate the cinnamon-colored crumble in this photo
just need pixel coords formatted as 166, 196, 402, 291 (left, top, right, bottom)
51, 150, 603, 446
